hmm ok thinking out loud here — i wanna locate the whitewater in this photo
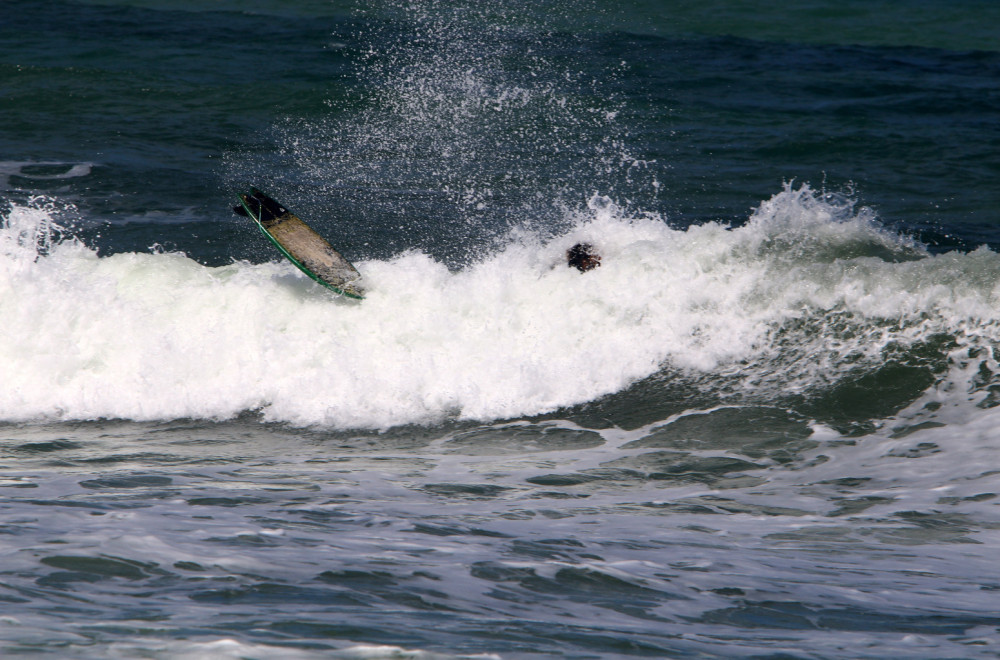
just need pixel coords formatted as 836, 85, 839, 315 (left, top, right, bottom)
5, 185, 1000, 430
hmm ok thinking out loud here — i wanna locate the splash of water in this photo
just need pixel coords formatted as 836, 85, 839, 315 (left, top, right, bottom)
225, 0, 649, 264
4, 188, 1000, 430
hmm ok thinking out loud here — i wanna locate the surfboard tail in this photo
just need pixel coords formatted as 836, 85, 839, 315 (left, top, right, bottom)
235, 188, 287, 227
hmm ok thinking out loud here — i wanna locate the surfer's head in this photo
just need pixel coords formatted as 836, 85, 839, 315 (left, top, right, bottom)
567, 243, 601, 272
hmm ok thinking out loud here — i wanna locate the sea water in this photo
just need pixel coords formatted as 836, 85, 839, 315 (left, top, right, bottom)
2, 0, 1000, 658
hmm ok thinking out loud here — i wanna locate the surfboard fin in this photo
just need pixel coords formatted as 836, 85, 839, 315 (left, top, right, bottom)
250, 187, 287, 223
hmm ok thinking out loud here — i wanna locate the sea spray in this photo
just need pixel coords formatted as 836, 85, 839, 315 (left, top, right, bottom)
225, 0, 647, 266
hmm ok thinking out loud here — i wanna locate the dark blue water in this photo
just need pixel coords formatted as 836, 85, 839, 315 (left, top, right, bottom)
2, 1, 1000, 658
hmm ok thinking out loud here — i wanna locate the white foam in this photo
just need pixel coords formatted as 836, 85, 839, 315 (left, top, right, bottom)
3, 187, 1000, 429
101, 639, 501, 660
0, 161, 94, 188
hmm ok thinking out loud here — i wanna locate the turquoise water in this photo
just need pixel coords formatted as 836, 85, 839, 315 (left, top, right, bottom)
2, 0, 1000, 658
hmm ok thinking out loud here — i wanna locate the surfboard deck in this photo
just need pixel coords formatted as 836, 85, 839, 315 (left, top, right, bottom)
235, 187, 364, 299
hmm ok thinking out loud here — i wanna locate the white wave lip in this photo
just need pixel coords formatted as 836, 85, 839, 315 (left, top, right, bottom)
2, 187, 999, 428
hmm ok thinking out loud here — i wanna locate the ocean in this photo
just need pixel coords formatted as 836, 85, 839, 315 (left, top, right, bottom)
2, 0, 1000, 658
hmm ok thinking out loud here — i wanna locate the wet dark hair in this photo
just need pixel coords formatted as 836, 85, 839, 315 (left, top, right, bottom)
567, 243, 601, 272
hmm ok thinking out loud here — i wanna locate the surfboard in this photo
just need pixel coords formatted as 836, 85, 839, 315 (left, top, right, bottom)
235, 187, 364, 299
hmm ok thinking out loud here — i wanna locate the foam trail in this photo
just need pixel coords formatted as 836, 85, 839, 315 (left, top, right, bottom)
0, 161, 94, 188
3, 187, 1000, 428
